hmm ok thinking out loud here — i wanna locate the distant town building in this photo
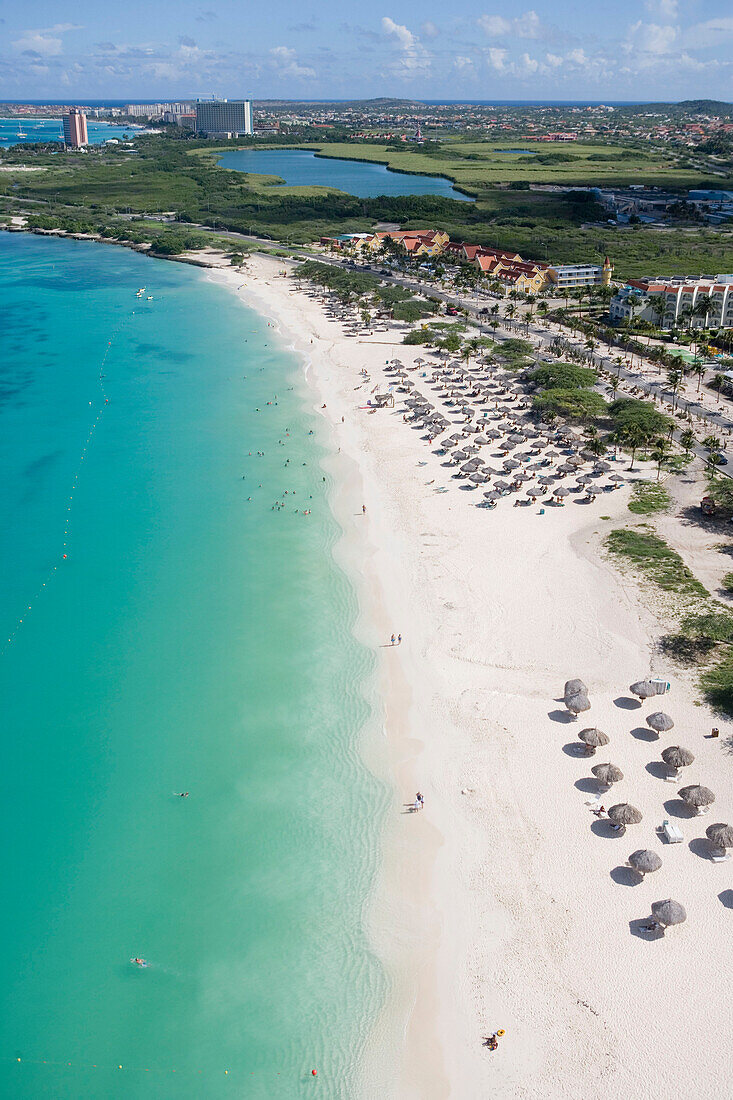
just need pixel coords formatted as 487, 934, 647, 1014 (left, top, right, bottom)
547, 257, 613, 290
124, 102, 193, 119
610, 275, 733, 329
63, 108, 88, 148
195, 100, 253, 137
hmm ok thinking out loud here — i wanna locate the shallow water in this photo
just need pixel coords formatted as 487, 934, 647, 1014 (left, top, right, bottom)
0, 234, 388, 1098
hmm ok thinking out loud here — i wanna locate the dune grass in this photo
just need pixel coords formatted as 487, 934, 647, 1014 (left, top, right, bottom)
606, 528, 708, 597
627, 481, 671, 515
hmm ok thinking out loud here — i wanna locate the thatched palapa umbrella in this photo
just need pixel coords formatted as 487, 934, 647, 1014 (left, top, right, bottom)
578, 727, 609, 754
630, 680, 657, 700
651, 899, 686, 928
646, 711, 674, 734
566, 693, 591, 718
607, 803, 643, 828
592, 762, 623, 786
628, 850, 662, 876
706, 822, 733, 853
564, 678, 588, 700
679, 784, 715, 813
661, 745, 694, 778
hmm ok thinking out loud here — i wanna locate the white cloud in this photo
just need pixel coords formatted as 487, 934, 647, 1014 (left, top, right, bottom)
478, 14, 511, 36
12, 23, 82, 57
478, 10, 543, 39
269, 45, 316, 79
684, 17, 733, 49
645, 0, 678, 17
516, 51, 539, 74
626, 20, 678, 55
454, 55, 474, 70
514, 11, 542, 39
566, 48, 588, 66
485, 46, 508, 71
421, 21, 438, 38
381, 16, 431, 75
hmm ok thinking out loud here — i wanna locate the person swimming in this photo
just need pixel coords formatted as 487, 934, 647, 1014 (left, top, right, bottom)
131, 957, 148, 967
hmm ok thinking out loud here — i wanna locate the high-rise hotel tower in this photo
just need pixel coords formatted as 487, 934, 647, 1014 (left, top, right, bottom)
63, 108, 88, 148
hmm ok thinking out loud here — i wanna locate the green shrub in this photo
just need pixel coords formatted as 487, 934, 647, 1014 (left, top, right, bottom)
533, 388, 607, 422
528, 362, 597, 390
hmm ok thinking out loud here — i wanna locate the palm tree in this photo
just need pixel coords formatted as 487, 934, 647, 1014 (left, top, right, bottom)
679, 428, 696, 455
666, 367, 683, 409
525, 308, 534, 334
692, 360, 707, 393
694, 294, 713, 332
650, 294, 668, 333
622, 423, 652, 471
650, 436, 670, 479
703, 434, 722, 451
712, 373, 727, 404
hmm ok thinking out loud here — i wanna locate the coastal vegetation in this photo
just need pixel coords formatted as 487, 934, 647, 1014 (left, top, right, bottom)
606, 527, 708, 598
2, 134, 733, 277
628, 481, 671, 514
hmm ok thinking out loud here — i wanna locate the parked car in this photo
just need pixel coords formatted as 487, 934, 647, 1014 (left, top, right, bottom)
711, 453, 728, 466
446, 306, 460, 316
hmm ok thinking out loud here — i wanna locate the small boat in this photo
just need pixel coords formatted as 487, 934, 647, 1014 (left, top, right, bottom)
146, 296, 153, 301
17, 126, 27, 139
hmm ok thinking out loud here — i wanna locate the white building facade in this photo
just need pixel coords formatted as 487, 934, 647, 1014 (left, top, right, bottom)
610, 275, 733, 329
195, 100, 253, 137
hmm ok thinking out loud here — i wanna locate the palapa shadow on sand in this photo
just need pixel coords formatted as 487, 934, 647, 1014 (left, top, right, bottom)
610, 865, 642, 887
630, 726, 658, 742
562, 743, 586, 758
629, 918, 664, 940
645, 760, 670, 781
688, 837, 714, 861
719, 889, 733, 909
614, 695, 641, 710
574, 776, 601, 793
663, 798, 696, 819
549, 709, 575, 724
591, 819, 624, 839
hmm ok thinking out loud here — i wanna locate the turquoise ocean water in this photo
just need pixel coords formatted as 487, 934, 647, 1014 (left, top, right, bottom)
0, 118, 143, 147
0, 234, 388, 1098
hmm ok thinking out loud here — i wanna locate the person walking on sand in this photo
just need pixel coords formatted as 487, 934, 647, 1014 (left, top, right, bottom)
397, 634, 402, 645
362, 504, 366, 515
416, 792, 424, 810
390, 634, 396, 646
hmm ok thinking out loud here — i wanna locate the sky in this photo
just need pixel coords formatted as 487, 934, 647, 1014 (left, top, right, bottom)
1, 0, 732, 102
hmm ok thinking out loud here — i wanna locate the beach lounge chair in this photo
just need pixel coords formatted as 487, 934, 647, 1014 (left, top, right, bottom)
661, 821, 684, 844
710, 849, 731, 863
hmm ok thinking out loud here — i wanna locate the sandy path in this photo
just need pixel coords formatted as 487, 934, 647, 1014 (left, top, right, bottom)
211, 256, 733, 1100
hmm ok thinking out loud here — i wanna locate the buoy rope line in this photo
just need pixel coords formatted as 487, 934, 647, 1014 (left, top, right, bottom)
2, 306, 137, 657
6, 1054, 319, 1080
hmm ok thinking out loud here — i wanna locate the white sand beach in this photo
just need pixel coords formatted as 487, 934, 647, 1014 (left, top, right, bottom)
210, 254, 733, 1100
